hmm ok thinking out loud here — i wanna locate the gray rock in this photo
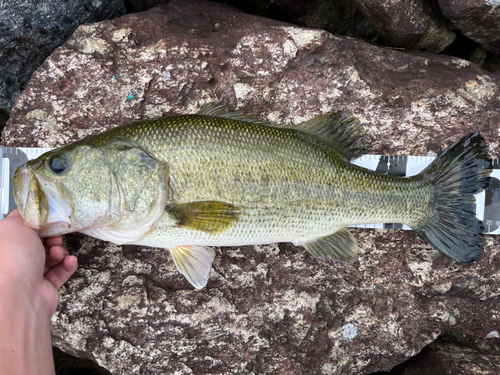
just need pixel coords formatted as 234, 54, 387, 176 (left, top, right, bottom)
353, 0, 456, 52
439, 0, 500, 54
0, 0, 126, 112
3, 0, 500, 374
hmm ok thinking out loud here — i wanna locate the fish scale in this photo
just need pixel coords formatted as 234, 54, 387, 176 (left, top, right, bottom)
99, 114, 433, 249
11, 104, 492, 288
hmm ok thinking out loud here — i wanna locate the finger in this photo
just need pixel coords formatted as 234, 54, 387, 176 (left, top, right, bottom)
45, 246, 69, 271
4, 209, 37, 233
44, 255, 78, 290
5, 209, 22, 221
44, 236, 64, 248
2, 209, 36, 234
43, 236, 64, 254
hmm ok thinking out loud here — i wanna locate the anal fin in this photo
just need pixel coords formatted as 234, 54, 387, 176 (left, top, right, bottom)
170, 245, 215, 289
301, 228, 358, 263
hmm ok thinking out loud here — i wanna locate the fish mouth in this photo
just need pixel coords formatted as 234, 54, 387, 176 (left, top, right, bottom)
13, 165, 49, 230
13, 165, 73, 236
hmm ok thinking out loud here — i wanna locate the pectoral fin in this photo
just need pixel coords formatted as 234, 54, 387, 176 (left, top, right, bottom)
166, 201, 241, 234
170, 245, 215, 289
301, 228, 358, 263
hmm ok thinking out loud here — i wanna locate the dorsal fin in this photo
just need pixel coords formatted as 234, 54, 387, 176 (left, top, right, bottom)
197, 104, 370, 159
196, 103, 280, 127
291, 111, 371, 160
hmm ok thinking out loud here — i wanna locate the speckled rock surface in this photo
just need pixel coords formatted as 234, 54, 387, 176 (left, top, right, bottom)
0, 0, 125, 113
439, 0, 500, 54
352, 0, 456, 52
3, 0, 500, 374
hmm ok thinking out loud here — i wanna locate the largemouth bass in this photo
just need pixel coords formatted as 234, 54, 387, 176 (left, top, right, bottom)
13, 104, 491, 288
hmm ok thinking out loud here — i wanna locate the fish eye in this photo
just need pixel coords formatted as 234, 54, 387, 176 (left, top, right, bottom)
49, 155, 68, 174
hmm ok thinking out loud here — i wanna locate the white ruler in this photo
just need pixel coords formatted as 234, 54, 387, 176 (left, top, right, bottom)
1, 148, 499, 235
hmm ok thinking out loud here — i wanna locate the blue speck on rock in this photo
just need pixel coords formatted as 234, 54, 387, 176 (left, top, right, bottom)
127, 91, 133, 100
341, 323, 358, 340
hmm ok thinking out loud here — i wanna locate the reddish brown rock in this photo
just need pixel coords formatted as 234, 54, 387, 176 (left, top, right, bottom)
352, 0, 456, 52
439, 0, 500, 54
3, 1, 500, 374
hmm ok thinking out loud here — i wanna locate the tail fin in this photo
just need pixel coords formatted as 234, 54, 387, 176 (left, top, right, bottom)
413, 133, 491, 264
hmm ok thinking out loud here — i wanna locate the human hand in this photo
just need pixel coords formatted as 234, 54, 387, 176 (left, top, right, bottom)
0, 209, 78, 317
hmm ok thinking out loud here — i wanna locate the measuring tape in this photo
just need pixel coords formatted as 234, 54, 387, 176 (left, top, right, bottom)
1, 147, 499, 234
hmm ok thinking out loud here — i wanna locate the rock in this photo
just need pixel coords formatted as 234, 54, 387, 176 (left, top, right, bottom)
223, 0, 380, 42
483, 52, 500, 73
378, 332, 500, 374
353, 0, 456, 52
469, 46, 489, 66
3, 0, 500, 374
0, 108, 9, 143
439, 0, 500, 54
0, 0, 126, 113
53, 346, 111, 375
124, 0, 168, 13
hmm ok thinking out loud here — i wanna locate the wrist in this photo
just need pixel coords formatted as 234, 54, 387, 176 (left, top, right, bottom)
0, 284, 51, 321
0, 272, 54, 319
0, 287, 55, 375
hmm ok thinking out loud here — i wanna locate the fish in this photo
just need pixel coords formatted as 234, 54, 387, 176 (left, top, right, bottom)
13, 104, 492, 289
